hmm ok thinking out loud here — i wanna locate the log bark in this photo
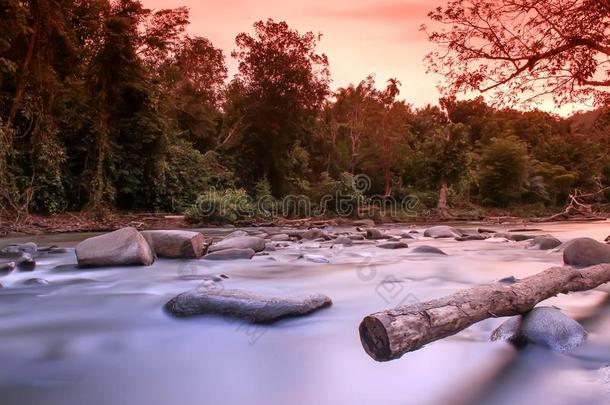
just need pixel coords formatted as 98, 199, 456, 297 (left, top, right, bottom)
359, 264, 610, 362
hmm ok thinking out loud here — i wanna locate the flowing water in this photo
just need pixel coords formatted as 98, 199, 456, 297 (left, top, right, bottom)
1, 221, 609, 405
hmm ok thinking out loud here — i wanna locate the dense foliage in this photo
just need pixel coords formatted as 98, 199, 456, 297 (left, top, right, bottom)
0, 1, 608, 221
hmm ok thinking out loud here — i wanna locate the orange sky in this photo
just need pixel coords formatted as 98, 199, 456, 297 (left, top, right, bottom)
144, 0, 445, 107
143, 0, 583, 114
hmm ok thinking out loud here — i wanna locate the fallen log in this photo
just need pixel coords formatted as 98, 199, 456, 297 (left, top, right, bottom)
359, 264, 610, 362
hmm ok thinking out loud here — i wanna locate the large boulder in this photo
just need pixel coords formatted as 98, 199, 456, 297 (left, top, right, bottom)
424, 226, 461, 239
208, 236, 266, 253
203, 248, 255, 261
165, 287, 332, 323
75, 227, 155, 268
528, 236, 562, 250
142, 230, 206, 259
563, 238, 610, 267
491, 307, 586, 352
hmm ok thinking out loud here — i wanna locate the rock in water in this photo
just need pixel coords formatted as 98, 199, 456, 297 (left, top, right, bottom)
75, 227, 155, 268
0, 261, 16, 276
455, 234, 488, 241
208, 236, 266, 253
491, 307, 586, 352
142, 230, 206, 259
353, 219, 376, 227
269, 233, 291, 242
332, 236, 353, 246
377, 242, 408, 249
423, 226, 461, 239
224, 230, 249, 239
0, 242, 37, 255
299, 228, 331, 240
16, 253, 36, 271
411, 246, 447, 255
165, 288, 332, 323
302, 254, 330, 263
365, 229, 387, 240
21, 278, 50, 286
563, 238, 610, 267
494, 233, 534, 242
203, 248, 255, 261
529, 236, 562, 250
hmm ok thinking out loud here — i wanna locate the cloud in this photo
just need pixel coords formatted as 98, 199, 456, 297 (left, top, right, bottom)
318, 1, 434, 22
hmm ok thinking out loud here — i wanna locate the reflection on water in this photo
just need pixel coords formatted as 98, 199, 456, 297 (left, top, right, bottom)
0, 221, 609, 405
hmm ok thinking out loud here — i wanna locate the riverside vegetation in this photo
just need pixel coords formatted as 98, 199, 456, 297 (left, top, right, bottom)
0, 1, 609, 229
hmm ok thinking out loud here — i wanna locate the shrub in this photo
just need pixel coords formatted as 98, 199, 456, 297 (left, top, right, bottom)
185, 188, 254, 224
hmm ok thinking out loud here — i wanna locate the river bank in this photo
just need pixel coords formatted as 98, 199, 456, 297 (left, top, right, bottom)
1, 206, 608, 237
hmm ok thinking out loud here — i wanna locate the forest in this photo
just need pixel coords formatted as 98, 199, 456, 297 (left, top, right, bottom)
1, 0, 609, 224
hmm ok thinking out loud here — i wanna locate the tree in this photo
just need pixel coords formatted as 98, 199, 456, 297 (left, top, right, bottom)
424, 0, 610, 106
478, 135, 530, 206
228, 19, 330, 195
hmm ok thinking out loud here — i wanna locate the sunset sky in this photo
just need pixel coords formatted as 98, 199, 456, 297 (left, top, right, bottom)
144, 0, 581, 114
145, 0, 445, 107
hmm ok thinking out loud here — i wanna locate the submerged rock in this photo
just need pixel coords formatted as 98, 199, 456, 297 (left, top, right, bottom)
377, 242, 408, 250
353, 219, 376, 227
411, 246, 447, 255
302, 254, 330, 263
497, 276, 519, 285
269, 233, 291, 242
365, 228, 387, 240
224, 230, 249, 239
21, 278, 50, 286
208, 236, 266, 253
494, 233, 534, 242
165, 288, 332, 323
564, 238, 610, 267
0, 242, 37, 255
75, 227, 155, 268
332, 236, 353, 246
204, 248, 255, 261
491, 307, 587, 352
424, 226, 461, 239
348, 234, 366, 241
2, 252, 36, 271
0, 261, 16, 276
299, 228, 331, 240
528, 236, 562, 250
456, 234, 488, 241
142, 230, 206, 259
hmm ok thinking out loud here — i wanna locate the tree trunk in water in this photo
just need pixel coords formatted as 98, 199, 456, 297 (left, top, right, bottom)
359, 264, 610, 362
7, 18, 40, 126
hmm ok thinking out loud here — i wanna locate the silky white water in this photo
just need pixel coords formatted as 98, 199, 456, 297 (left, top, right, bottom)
0, 221, 609, 405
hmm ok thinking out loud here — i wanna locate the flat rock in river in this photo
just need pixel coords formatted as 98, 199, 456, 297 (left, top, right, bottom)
142, 230, 206, 259
204, 248, 255, 261
208, 236, 266, 253
165, 288, 332, 323
424, 226, 461, 239
75, 227, 155, 268
411, 246, 447, 255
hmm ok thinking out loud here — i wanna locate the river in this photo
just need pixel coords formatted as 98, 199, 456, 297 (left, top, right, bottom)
0, 221, 609, 405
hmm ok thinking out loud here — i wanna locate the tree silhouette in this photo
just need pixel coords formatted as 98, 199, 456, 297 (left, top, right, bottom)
424, 0, 610, 106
